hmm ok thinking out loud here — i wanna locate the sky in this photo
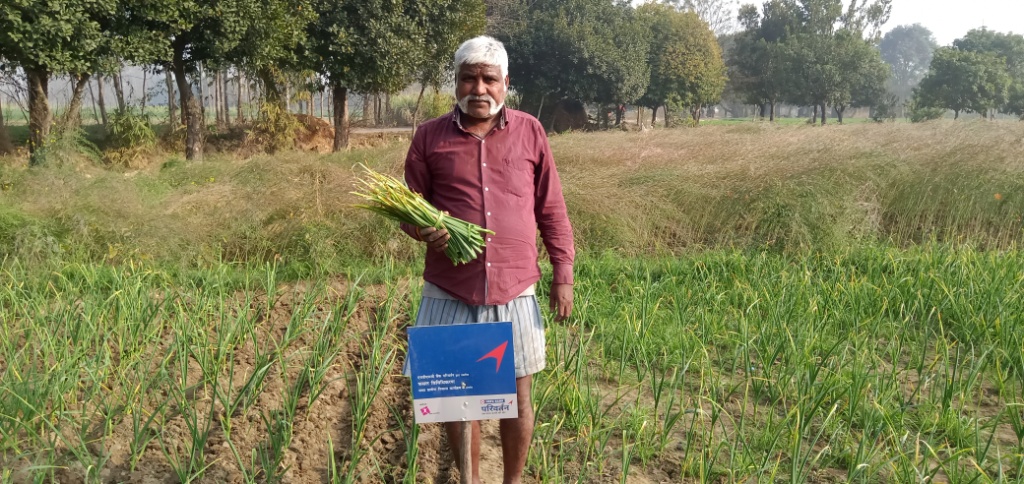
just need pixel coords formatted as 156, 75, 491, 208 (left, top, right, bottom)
880, 0, 1022, 45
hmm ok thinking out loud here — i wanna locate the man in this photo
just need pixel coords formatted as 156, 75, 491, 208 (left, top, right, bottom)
401, 35, 575, 484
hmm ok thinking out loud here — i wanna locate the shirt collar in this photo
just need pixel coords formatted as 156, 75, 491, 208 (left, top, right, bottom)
452, 105, 509, 132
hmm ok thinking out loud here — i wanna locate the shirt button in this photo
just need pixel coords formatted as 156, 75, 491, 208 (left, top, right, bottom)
484, 187, 489, 191
486, 212, 491, 216
482, 163, 487, 167
487, 238, 492, 242
487, 262, 491, 267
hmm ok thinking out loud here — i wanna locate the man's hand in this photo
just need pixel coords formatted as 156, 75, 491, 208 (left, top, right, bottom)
418, 226, 449, 253
550, 283, 573, 322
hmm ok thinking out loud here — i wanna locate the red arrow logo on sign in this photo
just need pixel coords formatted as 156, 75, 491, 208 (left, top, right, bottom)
477, 341, 508, 373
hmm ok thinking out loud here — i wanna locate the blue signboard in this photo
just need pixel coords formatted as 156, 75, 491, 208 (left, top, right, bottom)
407, 322, 518, 423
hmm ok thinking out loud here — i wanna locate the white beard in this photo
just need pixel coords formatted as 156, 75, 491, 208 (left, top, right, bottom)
458, 94, 504, 117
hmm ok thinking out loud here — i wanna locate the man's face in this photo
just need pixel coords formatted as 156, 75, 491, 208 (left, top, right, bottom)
456, 64, 508, 120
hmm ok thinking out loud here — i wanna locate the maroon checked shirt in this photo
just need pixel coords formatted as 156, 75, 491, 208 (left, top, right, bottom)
401, 107, 575, 306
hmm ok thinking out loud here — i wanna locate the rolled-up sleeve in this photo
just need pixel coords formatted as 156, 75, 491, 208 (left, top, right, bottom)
532, 121, 575, 285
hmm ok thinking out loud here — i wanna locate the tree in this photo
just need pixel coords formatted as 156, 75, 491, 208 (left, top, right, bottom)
411, 0, 487, 129
879, 24, 938, 108
665, 0, 738, 36
120, 0, 255, 160
502, 0, 650, 128
832, 31, 889, 122
639, 3, 726, 126
0, 62, 14, 154
952, 28, 1024, 118
727, 0, 800, 120
229, 0, 315, 111
735, 0, 888, 125
840, 0, 891, 41
0, 0, 117, 154
308, 0, 467, 150
913, 47, 1010, 119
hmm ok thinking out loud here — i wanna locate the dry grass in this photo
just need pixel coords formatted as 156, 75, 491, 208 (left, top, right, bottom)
554, 120, 1024, 251
2, 120, 1024, 269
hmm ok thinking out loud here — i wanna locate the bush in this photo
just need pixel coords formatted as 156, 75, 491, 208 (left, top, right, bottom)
105, 109, 157, 167
871, 95, 900, 123
247, 102, 299, 153
908, 99, 946, 123
29, 128, 102, 167
391, 91, 456, 125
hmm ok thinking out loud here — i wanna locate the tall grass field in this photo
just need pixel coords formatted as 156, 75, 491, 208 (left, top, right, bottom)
1, 120, 1023, 482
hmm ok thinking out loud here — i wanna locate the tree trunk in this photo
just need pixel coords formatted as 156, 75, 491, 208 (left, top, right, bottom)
664, 105, 670, 128
319, 89, 325, 118
0, 94, 14, 155
651, 106, 658, 127
812, 104, 818, 124
385, 92, 392, 125
332, 84, 349, 151
26, 68, 52, 154
836, 105, 845, 124
637, 106, 642, 127
198, 63, 208, 123
87, 78, 100, 124
374, 93, 381, 126
96, 77, 109, 127
248, 78, 257, 121
769, 101, 776, 122
759, 103, 767, 119
954, 110, 960, 120
166, 71, 178, 126
285, 82, 292, 114
820, 103, 827, 125
257, 67, 286, 111
140, 69, 148, 114
236, 72, 245, 123
412, 83, 427, 133
55, 73, 90, 135
173, 47, 204, 161
112, 71, 126, 112
615, 105, 623, 126
214, 71, 224, 128
223, 71, 231, 125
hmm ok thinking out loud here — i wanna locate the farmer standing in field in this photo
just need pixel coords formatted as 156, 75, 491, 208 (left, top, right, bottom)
401, 35, 575, 484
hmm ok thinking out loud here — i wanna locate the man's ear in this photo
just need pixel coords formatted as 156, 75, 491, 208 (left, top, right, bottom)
504, 75, 510, 92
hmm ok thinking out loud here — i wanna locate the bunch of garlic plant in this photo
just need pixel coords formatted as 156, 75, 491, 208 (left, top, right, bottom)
353, 167, 494, 265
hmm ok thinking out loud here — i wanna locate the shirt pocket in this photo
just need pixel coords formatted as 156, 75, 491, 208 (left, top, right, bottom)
501, 156, 535, 198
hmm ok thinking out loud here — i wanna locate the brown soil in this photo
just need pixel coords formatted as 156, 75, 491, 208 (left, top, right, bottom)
293, 115, 335, 154
293, 115, 412, 153
2, 280, 568, 484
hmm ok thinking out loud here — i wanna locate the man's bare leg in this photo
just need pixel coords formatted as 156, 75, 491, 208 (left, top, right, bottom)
444, 420, 481, 484
499, 375, 534, 484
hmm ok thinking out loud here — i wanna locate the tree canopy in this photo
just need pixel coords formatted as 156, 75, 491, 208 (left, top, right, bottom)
953, 28, 1024, 117
914, 44, 1012, 119
879, 24, 937, 104
729, 0, 889, 124
0, 0, 118, 151
639, 3, 726, 124
502, 0, 650, 122
307, 0, 485, 149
